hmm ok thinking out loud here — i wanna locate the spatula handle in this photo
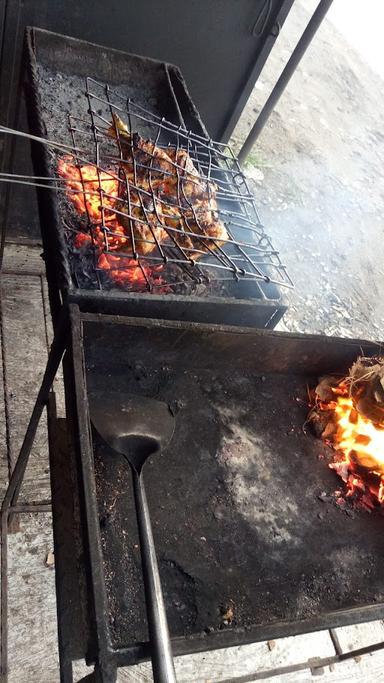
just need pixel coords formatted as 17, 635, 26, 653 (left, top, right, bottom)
132, 468, 176, 683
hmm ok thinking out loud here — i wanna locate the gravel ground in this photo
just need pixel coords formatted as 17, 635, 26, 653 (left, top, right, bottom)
232, 0, 384, 342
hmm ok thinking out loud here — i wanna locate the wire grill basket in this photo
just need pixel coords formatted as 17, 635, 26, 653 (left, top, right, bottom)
56, 77, 292, 295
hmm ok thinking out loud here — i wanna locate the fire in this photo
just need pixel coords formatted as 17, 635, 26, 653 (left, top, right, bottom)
57, 156, 160, 289
333, 395, 384, 472
58, 158, 119, 223
314, 382, 384, 508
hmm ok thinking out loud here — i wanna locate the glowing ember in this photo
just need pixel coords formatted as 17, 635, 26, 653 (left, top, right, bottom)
58, 157, 119, 223
310, 371, 384, 508
58, 119, 230, 289
57, 156, 157, 289
97, 253, 152, 287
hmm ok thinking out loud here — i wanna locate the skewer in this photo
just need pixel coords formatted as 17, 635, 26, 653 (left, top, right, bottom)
0, 125, 292, 287
0, 125, 86, 155
0, 175, 290, 263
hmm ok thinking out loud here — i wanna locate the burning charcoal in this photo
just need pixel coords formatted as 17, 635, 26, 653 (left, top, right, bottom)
335, 497, 347, 511
362, 500, 374, 512
355, 434, 371, 446
329, 461, 349, 482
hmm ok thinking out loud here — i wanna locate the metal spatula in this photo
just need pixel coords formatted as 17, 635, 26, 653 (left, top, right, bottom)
89, 391, 176, 683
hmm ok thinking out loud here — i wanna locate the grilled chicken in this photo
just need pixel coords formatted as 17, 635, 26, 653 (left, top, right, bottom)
116, 188, 168, 255
107, 113, 229, 257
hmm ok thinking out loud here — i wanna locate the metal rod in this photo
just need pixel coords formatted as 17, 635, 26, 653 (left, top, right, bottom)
1, 312, 67, 511
329, 627, 343, 656
0, 125, 86, 155
218, 638, 384, 682
238, 0, 334, 163
132, 469, 176, 682
8, 503, 52, 515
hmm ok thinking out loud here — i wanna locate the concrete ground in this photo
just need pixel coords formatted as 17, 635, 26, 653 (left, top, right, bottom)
2, 0, 384, 680
232, 0, 384, 342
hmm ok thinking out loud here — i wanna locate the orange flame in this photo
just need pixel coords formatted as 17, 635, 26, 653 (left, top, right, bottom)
58, 158, 119, 223
57, 156, 158, 289
324, 388, 384, 507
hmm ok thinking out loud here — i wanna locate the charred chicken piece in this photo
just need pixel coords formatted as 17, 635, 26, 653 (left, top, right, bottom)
159, 192, 228, 257
108, 114, 175, 183
106, 113, 229, 257
117, 187, 168, 255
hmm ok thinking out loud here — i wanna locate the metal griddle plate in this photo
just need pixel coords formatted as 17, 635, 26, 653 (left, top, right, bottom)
81, 314, 384, 652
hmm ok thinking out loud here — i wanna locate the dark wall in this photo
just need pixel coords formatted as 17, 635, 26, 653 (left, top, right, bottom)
0, 0, 294, 240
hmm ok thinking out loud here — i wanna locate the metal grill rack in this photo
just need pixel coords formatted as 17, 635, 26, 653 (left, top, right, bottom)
57, 76, 293, 294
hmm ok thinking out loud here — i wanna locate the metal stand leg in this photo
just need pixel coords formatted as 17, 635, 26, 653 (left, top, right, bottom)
238, 0, 334, 163
78, 663, 105, 682
0, 314, 67, 681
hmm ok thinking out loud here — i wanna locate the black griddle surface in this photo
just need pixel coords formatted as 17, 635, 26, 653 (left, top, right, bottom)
83, 321, 384, 649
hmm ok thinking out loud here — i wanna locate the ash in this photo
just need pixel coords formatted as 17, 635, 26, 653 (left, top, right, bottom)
216, 422, 302, 546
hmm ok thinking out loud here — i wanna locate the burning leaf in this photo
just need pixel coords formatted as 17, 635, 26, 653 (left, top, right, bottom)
348, 357, 384, 423
315, 375, 340, 402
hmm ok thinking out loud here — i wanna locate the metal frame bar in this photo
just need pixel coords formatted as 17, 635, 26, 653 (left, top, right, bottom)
67, 304, 117, 682
238, 0, 334, 163
46, 390, 75, 683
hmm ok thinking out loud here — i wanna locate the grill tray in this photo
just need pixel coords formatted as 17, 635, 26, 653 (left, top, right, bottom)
24, 27, 290, 328
57, 310, 384, 668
